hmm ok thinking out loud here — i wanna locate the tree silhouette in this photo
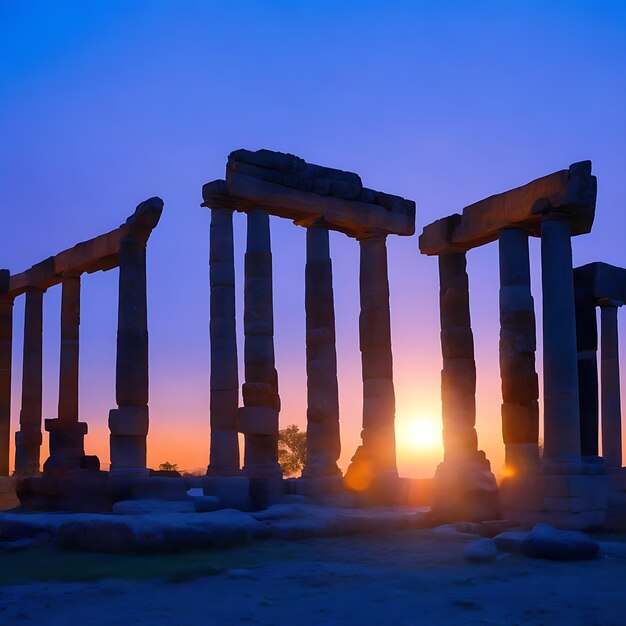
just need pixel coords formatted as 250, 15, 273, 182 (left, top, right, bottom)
278, 424, 306, 476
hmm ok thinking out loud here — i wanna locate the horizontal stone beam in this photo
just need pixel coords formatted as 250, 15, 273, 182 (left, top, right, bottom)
7, 197, 163, 297
419, 161, 596, 255
574, 262, 626, 305
202, 149, 415, 237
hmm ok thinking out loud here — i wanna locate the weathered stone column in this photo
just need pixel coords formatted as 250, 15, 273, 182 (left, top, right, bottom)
540, 215, 581, 462
0, 271, 12, 476
108, 236, 149, 474
14, 288, 44, 475
599, 300, 622, 467
207, 207, 240, 476
498, 228, 539, 471
45, 275, 88, 470
438, 252, 478, 462
575, 286, 599, 457
345, 230, 397, 492
430, 251, 497, 521
239, 209, 282, 480
302, 222, 341, 478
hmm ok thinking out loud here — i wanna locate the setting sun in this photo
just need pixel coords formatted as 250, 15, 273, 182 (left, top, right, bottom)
396, 416, 442, 453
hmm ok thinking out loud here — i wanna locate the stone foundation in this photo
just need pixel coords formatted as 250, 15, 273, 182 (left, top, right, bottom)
500, 462, 607, 530
430, 456, 498, 523
0, 476, 18, 510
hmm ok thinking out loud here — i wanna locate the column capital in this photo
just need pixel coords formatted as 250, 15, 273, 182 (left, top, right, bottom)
598, 298, 622, 308
356, 228, 387, 242
294, 216, 328, 229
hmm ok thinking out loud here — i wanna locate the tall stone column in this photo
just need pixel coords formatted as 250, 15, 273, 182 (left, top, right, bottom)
599, 300, 622, 468
438, 252, 479, 462
239, 209, 282, 480
430, 252, 497, 521
575, 290, 599, 457
302, 222, 341, 478
0, 271, 12, 477
498, 228, 539, 471
207, 207, 240, 476
108, 236, 149, 474
45, 275, 88, 470
345, 230, 397, 492
540, 216, 581, 462
14, 288, 44, 475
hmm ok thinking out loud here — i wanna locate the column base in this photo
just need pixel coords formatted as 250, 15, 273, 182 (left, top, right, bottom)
290, 475, 345, 499
500, 460, 608, 530
0, 476, 19, 510
14, 429, 43, 477
430, 454, 498, 523
344, 444, 398, 496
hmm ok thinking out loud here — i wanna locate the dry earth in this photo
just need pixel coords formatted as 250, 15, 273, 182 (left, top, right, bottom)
2, 528, 626, 625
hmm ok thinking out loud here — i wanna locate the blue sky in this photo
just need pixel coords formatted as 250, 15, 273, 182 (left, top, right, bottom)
1, 1, 625, 474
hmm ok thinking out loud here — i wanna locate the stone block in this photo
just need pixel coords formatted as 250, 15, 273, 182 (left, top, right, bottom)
493, 530, 528, 553
521, 523, 599, 560
112, 499, 195, 514
544, 496, 590, 513
15, 430, 43, 446
238, 406, 278, 435
202, 476, 250, 510
109, 435, 147, 470
209, 264, 235, 287
499, 475, 544, 512
430, 460, 498, 523
242, 383, 279, 409
501, 402, 539, 443
499, 285, 534, 314
440, 328, 474, 359
131, 477, 189, 501
108, 406, 149, 436
193, 496, 220, 512
542, 474, 607, 500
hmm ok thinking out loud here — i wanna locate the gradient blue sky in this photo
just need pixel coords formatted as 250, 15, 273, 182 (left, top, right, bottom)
1, 1, 625, 475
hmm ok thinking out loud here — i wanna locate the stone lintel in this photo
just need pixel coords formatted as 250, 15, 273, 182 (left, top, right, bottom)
419, 161, 596, 255
7, 197, 163, 297
202, 149, 415, 239
203, 178, 415, 238
574, 262, 626, 306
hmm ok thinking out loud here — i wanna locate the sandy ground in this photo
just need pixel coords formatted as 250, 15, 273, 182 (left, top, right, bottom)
2, 529, 626, 626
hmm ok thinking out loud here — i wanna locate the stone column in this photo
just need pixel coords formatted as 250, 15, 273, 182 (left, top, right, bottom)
540, 215, 581, 462
302, 222, 341, 478
44, 275, 88, 470
438, 252, 479, 462
575, 290, 599, 457
599, 300, 622, 468
14, 288, 44, 475
239, 209, 282, 480
108, 236, 149, 474
0, 271, 12, 476
207, 207, 240, 476
430, 252, 497, 521
345, 230, 397, 492
498, 228, 539, 471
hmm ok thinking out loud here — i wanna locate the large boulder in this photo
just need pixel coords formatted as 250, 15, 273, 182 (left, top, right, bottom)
521, 523, 599, 561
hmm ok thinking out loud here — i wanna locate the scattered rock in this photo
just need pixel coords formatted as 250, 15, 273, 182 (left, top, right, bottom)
521, 523, 599, 561
493, 531, 529, 554
463, 538, 498, 563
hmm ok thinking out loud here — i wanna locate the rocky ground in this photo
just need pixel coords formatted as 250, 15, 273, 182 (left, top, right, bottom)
2, 520, 626, 626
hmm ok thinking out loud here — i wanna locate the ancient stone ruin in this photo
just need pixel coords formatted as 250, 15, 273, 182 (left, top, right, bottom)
0, 150, 623, 533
